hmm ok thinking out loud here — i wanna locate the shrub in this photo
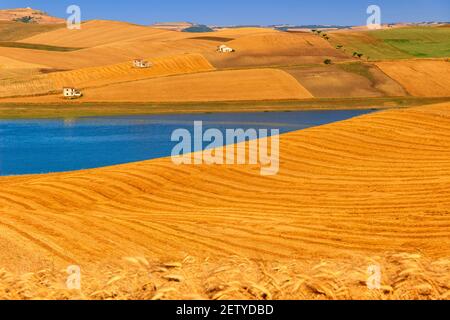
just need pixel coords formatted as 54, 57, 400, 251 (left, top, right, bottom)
324, 59, 332, 65
14, 16, 35, 23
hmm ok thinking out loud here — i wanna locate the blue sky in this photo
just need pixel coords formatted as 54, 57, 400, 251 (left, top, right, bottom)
1, 0, 449, 26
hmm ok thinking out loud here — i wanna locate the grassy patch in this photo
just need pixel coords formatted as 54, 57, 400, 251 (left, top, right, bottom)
371, 27, 450, 58
336, 62, 376, 83
0, 97, 448, 119
0, 41, 83, 52
330, 27, 450, 60
188, 36, 235, 42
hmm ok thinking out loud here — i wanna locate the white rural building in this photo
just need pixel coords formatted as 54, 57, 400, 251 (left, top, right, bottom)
217, 44, 234, 53
133, 59, 152, 68
63, 87, 82, 99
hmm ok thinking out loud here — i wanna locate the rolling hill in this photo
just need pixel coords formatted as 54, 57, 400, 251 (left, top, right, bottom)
0, 16, 447, 105
81, 68, 313, 102
206, 31, 348, 68
21, 20, 174, 47
284, 62, 407, 98
12, 25, 350, 70
376, 60, 450, 97
0, 8, 64, 24
0, 25, 276, 70
0, 54, 215, 98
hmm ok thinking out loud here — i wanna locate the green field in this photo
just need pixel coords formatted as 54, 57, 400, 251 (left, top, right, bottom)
335, 62, 376, 82
330, 26, 450, 60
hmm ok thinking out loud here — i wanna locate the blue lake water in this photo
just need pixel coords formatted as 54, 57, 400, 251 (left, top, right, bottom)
0, 110, 373, 176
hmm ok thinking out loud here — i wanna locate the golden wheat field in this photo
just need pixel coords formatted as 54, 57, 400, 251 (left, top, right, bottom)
0, 56, 46, 82
20, 20, 174, 47
0, 23, 208, 70
81, 68, 313, 102
205, 31, 349, 68
0, 53, 215, 98
48, 53, 214, 87
0, 21, 350, 71
376, 60, 450, 97
0, 21, 347, 103
1, 22, 281, 70
4, 23, 448, 103
0, 102, 449, 299
20, 21, 278, 48
0, 66, 311, 102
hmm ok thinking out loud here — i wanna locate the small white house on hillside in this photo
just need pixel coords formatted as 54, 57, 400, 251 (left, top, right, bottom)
133, 59, 152, 68
217, 44, 235, 53
63, 87, 82, 99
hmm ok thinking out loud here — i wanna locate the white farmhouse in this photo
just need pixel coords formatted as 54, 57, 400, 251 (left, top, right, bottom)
217, 44, 235, 53
133, 59, 152, 68
63, 87, 82, 99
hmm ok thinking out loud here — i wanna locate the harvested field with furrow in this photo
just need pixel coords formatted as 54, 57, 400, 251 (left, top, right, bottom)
0, 102, 449, 299
206, 32, 349, 68
0, 75, 55, 98
20, 20, 174, 47
80, 68, 313, 102
284, 62, 408, 98
0, 56, 47, 81
376, 60, 450, 97
0, 26, 280, 70
48, 53, 214, 88
0, 54, 214, 98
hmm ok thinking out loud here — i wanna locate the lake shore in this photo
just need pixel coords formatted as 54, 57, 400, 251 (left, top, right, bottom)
0, 96, 448, 119
1, 110, 373, 176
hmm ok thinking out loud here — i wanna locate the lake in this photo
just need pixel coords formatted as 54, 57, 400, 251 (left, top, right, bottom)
0, 110, 373, 176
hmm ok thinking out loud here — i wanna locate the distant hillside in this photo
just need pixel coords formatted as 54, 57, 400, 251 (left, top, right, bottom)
182, 24, 214, 33
0, 8, 64, 24
151, 22, 213, 33
273, 24, 352, 31
150, 22, 194, 31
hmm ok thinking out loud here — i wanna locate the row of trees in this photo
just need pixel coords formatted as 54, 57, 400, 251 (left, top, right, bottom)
312, 29, 367, 61
336, 45, 367, 60
312, 30, 334, 65
311, 29, 330, 40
